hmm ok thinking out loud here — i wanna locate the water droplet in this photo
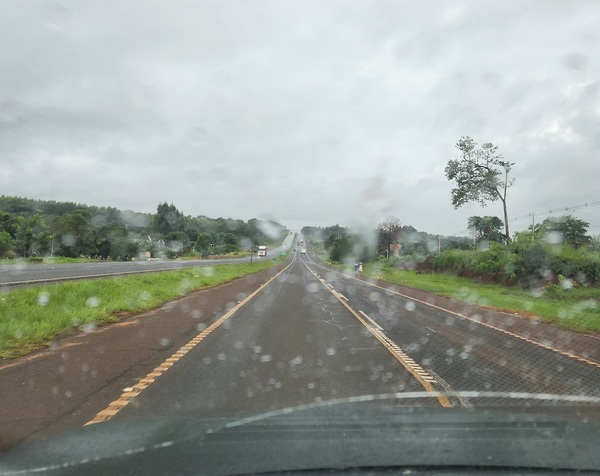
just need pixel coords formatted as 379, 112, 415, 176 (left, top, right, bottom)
259, 354, 272, 362
404, 300, 416, 311
140, 291, 151, 302
306, 282, 320, 293
217, 352, 226, 360
326, 347, 336, 356
38, 292, 50, 306
191, 309, 202, 319
159, 338, 170, 347
82, 323, 97, 333
86, 297, 100, 308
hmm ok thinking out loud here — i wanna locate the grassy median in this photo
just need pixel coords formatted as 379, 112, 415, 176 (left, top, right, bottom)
0, 259, 282, 359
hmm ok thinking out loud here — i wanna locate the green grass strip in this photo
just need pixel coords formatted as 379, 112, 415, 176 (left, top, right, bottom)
362, 265, 599, 333
0, 259, 282, 359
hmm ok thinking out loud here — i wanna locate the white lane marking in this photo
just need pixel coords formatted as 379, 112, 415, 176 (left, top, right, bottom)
315, 262, 600, 370
303, 263, 451, 408
359, 310, 383, 331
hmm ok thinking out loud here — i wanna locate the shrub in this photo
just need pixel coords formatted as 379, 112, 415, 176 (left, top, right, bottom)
434, 250, 474, 274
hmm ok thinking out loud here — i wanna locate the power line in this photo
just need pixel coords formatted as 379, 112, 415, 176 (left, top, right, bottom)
445, 200, 599, 238
510, 199, 600, 223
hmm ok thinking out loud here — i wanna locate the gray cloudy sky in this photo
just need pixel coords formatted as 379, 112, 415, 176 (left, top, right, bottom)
1, 0, 599, 236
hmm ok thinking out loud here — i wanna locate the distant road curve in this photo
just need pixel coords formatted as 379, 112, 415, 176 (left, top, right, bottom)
0, 235, 294, 288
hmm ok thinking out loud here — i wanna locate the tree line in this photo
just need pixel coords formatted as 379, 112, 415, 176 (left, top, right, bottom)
304, 210, 597, 288
301, 219, 471, 264
0, 196, 285, 260
303, 136, 598, 289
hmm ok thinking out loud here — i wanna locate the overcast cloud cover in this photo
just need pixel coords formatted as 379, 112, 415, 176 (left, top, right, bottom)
1, 0, 599, 236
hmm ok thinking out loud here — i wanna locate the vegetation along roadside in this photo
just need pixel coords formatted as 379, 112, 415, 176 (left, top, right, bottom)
0, 258, 284, 359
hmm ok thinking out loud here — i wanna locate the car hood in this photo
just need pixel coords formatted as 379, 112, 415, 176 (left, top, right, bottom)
1, 392, 600, 475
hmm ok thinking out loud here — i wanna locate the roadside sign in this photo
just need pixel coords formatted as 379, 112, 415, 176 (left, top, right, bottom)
280, 252, 287, 256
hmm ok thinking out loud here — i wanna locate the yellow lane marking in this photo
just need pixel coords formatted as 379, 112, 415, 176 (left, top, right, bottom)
305, 264, 451, 408
321, 264, 600, 371
85, 261, 294, 426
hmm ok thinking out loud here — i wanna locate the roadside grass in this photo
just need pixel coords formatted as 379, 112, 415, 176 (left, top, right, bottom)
321, 258, 599, 333
307, 241, 330, 263
0, 258, 282, 359
362, 265, 600, 333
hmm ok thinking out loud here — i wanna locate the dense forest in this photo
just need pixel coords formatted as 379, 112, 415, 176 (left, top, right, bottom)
0, 196, 287, 260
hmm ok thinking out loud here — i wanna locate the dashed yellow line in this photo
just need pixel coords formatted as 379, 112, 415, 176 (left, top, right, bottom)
85, 261, 294, 426
305, 264, 451, 408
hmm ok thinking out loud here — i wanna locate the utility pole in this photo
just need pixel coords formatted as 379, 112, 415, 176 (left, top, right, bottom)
531, 212, 535, 242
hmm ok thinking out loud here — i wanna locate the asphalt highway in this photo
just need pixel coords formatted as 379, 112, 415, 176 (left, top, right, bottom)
0, 234, 295, 287
107, 251, 600, 424
2, 244, 599, 457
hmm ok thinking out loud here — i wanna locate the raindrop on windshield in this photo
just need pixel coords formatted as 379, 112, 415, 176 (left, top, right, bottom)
81, 323, 97, 333
38, 292, 50, 306
86, 297, 101, 308
306, 282, 320, 293
191, 309, 202, 319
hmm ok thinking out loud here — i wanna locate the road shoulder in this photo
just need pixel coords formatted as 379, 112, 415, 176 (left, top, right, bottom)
0, 261, 288, 452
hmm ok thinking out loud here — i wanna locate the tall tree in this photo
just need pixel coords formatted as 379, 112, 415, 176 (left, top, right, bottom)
533, 215, 591, 248
0, 211, 19, 238
15, 214, 50, 257
445, 137, 514, 242
0, 231, 15, 258
467, 216, 505, 244
54, 210, 96, 257
377, 216, 402, 257
153, 202, 183, 235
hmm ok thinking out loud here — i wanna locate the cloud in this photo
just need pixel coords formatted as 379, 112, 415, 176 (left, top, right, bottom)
1, 0, 599, 235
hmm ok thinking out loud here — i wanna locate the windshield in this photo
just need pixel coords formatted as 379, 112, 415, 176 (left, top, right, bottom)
1, 1, 599, 474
